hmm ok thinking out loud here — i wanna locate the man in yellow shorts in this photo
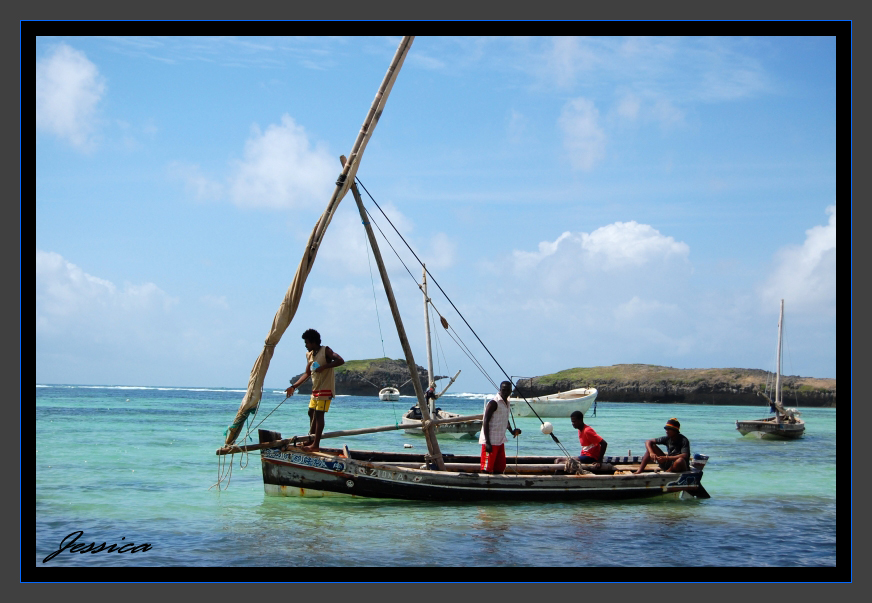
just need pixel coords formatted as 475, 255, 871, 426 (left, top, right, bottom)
285, 329, 344, 452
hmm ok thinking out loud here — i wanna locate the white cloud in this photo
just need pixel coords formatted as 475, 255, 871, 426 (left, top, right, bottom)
227, 114, 335, 209
513, 222, 689, 274
512, 231, 572, 271
168, 161, 224, 201
558, 97, 606, 171
546, 37, 600, 88
36, 250, 177, 337
36, 43, 106, 151
761, 205, 836, 314
580, 221, 690, 269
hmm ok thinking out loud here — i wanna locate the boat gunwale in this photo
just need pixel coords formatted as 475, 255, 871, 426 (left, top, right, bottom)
261, 446, 696, 483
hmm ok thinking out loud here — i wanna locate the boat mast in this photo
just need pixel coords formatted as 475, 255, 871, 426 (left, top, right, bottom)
776, 299, 784, 407
223, 36, 415, 446
344, 158, 446, 470
423, 265, 436, 414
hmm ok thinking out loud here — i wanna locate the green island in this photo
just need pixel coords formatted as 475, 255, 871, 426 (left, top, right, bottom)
290, 359, 836, 407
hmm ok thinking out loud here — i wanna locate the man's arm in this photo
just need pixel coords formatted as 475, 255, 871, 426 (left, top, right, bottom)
673, 438, 690, 464
597, 439, 608, 465
314, 347, 344, 372
505, 421, 521, 437
482, 400, 497, 452
286, 361, 313, 396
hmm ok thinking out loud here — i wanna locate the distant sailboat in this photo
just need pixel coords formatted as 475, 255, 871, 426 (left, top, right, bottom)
736, 299, 805, 439
401, 266, 480, 439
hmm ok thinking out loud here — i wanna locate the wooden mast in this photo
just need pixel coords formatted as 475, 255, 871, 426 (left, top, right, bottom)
224, 35, 415, 446
342, 157, 446, 470
423, 266, 436, 414
776, 298, 784, 409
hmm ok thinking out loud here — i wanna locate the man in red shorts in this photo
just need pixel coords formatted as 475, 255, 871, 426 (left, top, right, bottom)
479, 381, 522, 474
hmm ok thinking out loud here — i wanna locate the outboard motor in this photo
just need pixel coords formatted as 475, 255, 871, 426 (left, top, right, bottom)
692, 453, 709, 471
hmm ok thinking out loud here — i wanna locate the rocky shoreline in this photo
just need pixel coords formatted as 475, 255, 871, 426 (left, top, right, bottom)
513, 364, 836, 407
289, 359, 836, 407
290, 357, 443, 397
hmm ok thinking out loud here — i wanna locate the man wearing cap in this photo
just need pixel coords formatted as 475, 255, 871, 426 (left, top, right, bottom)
634, 418, 690, 474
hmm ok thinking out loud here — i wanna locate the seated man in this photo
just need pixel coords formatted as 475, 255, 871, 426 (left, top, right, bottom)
634, 418, 690, 474
555, 411, 608, 471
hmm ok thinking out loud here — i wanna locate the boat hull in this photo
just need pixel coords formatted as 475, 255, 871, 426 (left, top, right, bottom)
509, 388, 597, 417
260, 446, 707, 502
736, 417, 805, 439
379, 387, 400, 402
401, 409, 481, 439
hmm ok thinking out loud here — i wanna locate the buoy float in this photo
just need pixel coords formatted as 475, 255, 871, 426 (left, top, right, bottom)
540, 422, 553, 435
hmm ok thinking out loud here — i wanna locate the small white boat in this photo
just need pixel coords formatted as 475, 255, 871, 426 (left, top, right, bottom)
509, 387, 598, 418
378, 387, 400, 402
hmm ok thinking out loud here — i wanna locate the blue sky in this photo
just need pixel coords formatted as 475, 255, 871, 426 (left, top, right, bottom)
35, 36, 838, 393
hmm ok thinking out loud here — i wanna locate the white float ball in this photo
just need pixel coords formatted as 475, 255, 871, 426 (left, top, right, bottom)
540, 422, 553, 435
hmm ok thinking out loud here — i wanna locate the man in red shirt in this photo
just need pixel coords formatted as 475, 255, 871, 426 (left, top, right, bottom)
570, 410, 607, 470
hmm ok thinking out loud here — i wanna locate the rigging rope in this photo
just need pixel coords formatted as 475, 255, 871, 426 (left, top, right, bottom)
356, 176, 570, 451
364, 223, 388, 359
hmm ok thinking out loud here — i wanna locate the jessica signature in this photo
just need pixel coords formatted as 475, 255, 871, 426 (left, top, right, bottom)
43, 531, 153, 563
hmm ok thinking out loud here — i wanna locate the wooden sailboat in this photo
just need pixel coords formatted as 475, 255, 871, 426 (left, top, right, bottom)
736, 299, 805, 439
216, 36, 711, 501
400, 266, 480, 439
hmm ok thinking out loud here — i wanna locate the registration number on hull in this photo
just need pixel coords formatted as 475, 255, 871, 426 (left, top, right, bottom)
262, 448, 347, 472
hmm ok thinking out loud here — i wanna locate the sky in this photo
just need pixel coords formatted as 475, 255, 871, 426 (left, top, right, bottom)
34, 35, 840, 393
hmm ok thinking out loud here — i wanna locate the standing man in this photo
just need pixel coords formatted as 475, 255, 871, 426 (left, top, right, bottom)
634, 417, 690, 474
480, 381, 522, 474
285, 329, 344, 453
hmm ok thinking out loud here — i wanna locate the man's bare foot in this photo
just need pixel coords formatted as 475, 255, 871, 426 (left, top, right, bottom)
301, 444, 319, 453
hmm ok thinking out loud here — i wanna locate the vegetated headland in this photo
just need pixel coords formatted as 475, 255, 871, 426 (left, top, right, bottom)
291, 359, 836, 407
515, 364, 836, 407
291, 357, 441, 398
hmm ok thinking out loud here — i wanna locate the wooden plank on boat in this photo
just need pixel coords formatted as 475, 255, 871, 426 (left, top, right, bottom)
216, 420, 456, 455
367, 462, 621, 475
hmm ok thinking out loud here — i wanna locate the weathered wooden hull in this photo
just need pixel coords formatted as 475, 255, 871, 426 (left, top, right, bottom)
401, 409, 481, 439
736, 417, 805, 439
509, 388, 597, 417
259, 442, 708, 502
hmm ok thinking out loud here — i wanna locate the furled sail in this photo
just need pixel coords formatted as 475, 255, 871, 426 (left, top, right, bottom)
225, 36, 415, 445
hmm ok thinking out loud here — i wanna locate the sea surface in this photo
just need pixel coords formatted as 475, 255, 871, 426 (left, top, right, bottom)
33, 385, 844, 575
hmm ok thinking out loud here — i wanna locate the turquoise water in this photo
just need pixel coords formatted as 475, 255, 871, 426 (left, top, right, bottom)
34, 385, 842, 572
